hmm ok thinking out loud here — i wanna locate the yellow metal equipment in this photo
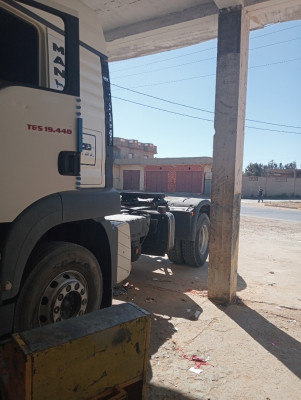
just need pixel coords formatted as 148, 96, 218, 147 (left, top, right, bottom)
0, 302, 150, 400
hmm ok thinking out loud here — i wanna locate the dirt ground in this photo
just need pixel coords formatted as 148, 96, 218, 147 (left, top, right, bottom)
264, 201, 301, 210
113, 202, 301, 400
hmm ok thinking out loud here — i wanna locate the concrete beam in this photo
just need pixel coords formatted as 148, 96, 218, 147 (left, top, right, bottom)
208, 6, 249, 303
213, 0, 244, 9
106, 15, 218, 61
104, 3, 218, 42
247, 0, 301, 25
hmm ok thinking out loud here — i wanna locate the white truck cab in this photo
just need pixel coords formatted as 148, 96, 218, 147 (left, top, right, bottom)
0, 0, 113, 222
0, 0, 210, 338
0, 0, 130, 336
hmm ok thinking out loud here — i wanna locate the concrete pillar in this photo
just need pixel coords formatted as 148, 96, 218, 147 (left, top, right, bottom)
208, 6, 250, 303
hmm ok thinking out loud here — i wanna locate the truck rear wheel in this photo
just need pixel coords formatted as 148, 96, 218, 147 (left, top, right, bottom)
14, 242, 103, 332
181, 213, 210, 267
167, 239, 184, 265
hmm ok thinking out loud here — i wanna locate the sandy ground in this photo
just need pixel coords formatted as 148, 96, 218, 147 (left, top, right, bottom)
263, 201, 301, 210
113, 203, 301, 400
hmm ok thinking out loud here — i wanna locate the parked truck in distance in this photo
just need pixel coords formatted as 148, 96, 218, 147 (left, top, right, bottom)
0, 0, 210, 337
119, 192, 210, 266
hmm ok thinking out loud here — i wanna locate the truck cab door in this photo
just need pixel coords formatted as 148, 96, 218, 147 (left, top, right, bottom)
0, 2, 80, 222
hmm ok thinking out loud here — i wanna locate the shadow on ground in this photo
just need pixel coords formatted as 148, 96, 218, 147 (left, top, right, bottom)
114, 255, 247, 359
220, 301, 301, 379
130, 254, 247, 292
113, 255, 248, 396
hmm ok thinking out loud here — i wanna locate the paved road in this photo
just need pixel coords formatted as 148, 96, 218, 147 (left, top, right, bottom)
241, 203, 301, 222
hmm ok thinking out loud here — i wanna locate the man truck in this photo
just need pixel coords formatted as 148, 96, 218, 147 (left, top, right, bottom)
0, 0, 210, 337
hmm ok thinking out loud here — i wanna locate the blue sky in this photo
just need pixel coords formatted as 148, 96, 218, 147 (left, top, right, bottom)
109, 20, 301, 170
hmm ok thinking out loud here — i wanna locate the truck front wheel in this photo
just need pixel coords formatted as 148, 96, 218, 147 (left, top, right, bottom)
14, 242, 103, 332
181, 213, 210, 267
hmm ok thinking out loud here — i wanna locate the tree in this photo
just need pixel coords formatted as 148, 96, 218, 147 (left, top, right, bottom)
244, 160, 297, 176
244, 162, 265, 176
284, 161, 297, 170
267, 160, 278, 170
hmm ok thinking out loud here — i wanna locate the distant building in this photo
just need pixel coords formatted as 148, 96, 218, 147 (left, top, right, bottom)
113, 137, 212, 195
113, 137, 157, 160
113, 138, 301, 198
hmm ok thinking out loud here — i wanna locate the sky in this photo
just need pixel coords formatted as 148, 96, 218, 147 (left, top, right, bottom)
109, 20, 301, 171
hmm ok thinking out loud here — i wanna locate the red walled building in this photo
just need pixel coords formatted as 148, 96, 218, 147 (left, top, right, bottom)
144, 164, 204, 193
113, 138, 212, 195
114, 157, 212, 194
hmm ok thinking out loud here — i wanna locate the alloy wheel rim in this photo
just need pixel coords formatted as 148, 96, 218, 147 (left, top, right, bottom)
199, 225, 209, 256
38, 270, 88, 326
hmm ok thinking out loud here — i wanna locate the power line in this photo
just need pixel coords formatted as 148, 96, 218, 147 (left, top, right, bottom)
112, 56, 216, 79
245, 125, 301, 134
110, 46, 216, 73
114, 73, 216, 89
114, 56, 301, 88
111, 37, 301, 80
112, 83, 214, 114
111, 83, 301, 129
110, 23, 301, 73
112, 96, 213, 122
112, 96, 301, 135
251, 36, 301, 51
246, 117, 301, 129
250, 56, 301, 69
251, 23, 301, 39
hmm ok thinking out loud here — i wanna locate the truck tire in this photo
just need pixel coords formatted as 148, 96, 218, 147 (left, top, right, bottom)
167, 239, 184, 265
14, 242, 103, 332
181, 213, 210, 267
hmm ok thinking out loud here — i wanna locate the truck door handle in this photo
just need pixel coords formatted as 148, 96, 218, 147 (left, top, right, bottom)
58, 151, 80, 176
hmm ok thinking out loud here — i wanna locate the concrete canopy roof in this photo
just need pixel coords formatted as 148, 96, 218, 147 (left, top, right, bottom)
80, 0, 301, 61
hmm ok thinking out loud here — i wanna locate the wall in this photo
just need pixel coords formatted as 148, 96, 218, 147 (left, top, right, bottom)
242, 176, 301, 198
114, 161, 301, 198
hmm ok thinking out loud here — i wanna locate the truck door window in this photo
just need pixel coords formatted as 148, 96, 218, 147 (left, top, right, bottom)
0, 3, 79, 96
0, 8, 39, 86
